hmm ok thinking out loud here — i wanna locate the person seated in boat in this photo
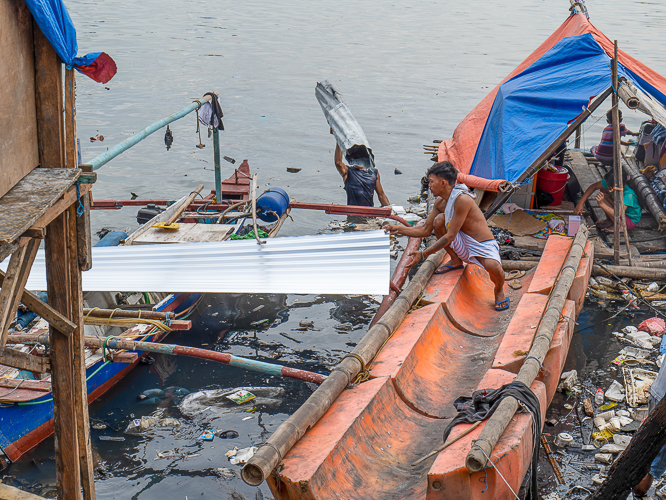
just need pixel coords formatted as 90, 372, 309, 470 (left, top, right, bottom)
573, 170, 641, 232
384, 161, 508, 311
591, 109, 638, 166
332, 129, 390, 207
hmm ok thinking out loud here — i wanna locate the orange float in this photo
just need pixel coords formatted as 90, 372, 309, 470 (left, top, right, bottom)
267, 235, 593, 500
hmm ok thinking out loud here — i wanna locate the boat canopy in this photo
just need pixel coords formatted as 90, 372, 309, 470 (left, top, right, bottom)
437, 13, 666, 184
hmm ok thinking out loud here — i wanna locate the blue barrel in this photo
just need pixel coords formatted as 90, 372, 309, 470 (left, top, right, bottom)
256, 188, 290, 222
95, 230, 128, 247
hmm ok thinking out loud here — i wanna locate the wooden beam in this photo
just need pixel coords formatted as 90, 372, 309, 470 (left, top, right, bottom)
0, 238, 40, 346
44, 211, 81, 499
33, 20, 64, 169
21, 227, 45, 239
0, 347, 50, 373
67, 205, 95, 500
0, 270, 76, 336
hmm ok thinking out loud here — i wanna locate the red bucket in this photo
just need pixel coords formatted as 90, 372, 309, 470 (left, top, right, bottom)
536, 168, 569, 206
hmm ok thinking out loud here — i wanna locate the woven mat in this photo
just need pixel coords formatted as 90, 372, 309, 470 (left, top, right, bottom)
488, 210, 546, 236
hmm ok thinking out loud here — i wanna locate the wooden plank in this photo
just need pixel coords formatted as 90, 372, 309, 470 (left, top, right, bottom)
44, 211, 81, 500
0, 483, 49, 500
33, 19, 65, 170
0, 270, 76, 335
0, 168, 81, 244
0, 238, 40, 346
131, 223, 234, 244
0, 347, 50, 373
22, 227, 46, 239
0, 378, 51, 391
67, 205, 95, 500
0, 0, 39, 199
569, 151, 606, 222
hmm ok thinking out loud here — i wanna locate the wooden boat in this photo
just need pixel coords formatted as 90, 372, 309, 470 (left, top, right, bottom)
0, 160, 289, 463
264, 235, 593, 499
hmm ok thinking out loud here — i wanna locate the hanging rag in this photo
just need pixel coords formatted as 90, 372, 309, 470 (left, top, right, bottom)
441, 381, 542, 500
199, 93, 224, 130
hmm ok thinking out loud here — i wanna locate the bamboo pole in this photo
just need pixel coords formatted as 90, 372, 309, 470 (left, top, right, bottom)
241, 249, 446, 486
612, 41, 624, 265
83, 308, 173, 321
465, 225, 589, 472
268, 208, 290, 237
621, 154, 666, 231
251, 174, 265, 244
164, 184, 204, 226
5, 334, 326, 385
502, 259, 666, 280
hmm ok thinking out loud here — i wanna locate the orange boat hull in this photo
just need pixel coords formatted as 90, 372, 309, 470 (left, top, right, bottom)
268, 235, 593, 500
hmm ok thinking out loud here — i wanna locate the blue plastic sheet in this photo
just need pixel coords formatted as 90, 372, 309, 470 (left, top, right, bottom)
24, 0, 116, 82
469, 33, 666, 183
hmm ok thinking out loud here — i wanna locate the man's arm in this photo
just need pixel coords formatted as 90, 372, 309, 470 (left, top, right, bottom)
573, 180, 602, 215
405, 197, 470, 267
375, 172, 390, 206
334, 143, 348, 181
384, 199, 442, 238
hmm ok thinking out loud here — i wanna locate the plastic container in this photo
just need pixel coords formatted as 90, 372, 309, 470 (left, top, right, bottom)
536, 167, 570, 206
256, 187, 290, 222
595, 389, 605, 405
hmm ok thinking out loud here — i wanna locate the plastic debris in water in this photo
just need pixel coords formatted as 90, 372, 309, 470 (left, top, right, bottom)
227, 390, 256, 405
197, 429, 215, 441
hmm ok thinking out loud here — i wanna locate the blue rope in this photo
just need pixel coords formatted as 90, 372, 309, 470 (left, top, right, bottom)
75, 183, 84, 217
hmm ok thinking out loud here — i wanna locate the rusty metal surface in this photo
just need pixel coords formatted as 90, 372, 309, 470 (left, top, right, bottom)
0, 168, 81, 244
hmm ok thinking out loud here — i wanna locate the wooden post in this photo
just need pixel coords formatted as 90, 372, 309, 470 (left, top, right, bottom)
33, 22, 64, 169
611, 40, 630, 265
45, 211, 81, 500
587, 393, 666, 499
64, 69, 77, 169
575, 125, 581, 149
67, 205, 95, 500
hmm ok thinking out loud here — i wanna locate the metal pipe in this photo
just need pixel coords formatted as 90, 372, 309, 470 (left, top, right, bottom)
89, 94, 215, 171
213, 127, 222, 202
6, 334, 327, 385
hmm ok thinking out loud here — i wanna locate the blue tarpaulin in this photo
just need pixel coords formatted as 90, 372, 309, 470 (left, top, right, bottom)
469, 33, 666, 183
24, 0, 116, 83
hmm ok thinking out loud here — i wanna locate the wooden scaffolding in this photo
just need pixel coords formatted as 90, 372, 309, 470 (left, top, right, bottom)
1, 0, 96, 498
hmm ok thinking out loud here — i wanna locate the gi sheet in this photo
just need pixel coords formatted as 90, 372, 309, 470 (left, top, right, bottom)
315, 80, 376, 171
2, 230, 390, 295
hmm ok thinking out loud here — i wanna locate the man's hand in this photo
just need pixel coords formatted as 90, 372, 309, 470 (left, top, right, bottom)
405, 250, 424, 268
384, 224, 404, 236
573, 202, 584, 216
595, 191, 607, 206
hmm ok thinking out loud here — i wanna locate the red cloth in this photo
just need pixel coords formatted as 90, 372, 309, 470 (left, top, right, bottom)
75, 52, 117, 84
638, 317, 666, 336
438, 13, 666, 176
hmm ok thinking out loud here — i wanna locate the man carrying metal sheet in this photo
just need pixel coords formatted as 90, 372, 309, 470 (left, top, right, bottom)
384, 162, 507, 311
316, 80, 389, 207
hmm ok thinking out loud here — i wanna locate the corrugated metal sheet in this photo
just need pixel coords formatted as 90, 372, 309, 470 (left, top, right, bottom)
3, 230, 389, 295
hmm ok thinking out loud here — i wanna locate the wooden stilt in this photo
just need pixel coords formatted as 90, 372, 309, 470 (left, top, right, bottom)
45, 204, 81, 500
67, 205, 95, 500
575, 125, 581, 149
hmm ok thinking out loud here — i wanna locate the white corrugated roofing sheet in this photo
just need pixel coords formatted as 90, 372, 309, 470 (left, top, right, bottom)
3, 230, 390, 295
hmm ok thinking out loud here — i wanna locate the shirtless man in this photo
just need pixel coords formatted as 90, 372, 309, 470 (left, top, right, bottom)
384, 161, 508, 311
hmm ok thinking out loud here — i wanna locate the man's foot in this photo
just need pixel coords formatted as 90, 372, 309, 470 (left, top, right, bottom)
495, 297, 510, 311
601, 226, 616, 233
596, 219, 613, 228
434, 264, 464, 275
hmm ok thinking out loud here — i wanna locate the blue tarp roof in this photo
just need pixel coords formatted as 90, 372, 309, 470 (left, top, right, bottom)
468, 33, 666, 183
